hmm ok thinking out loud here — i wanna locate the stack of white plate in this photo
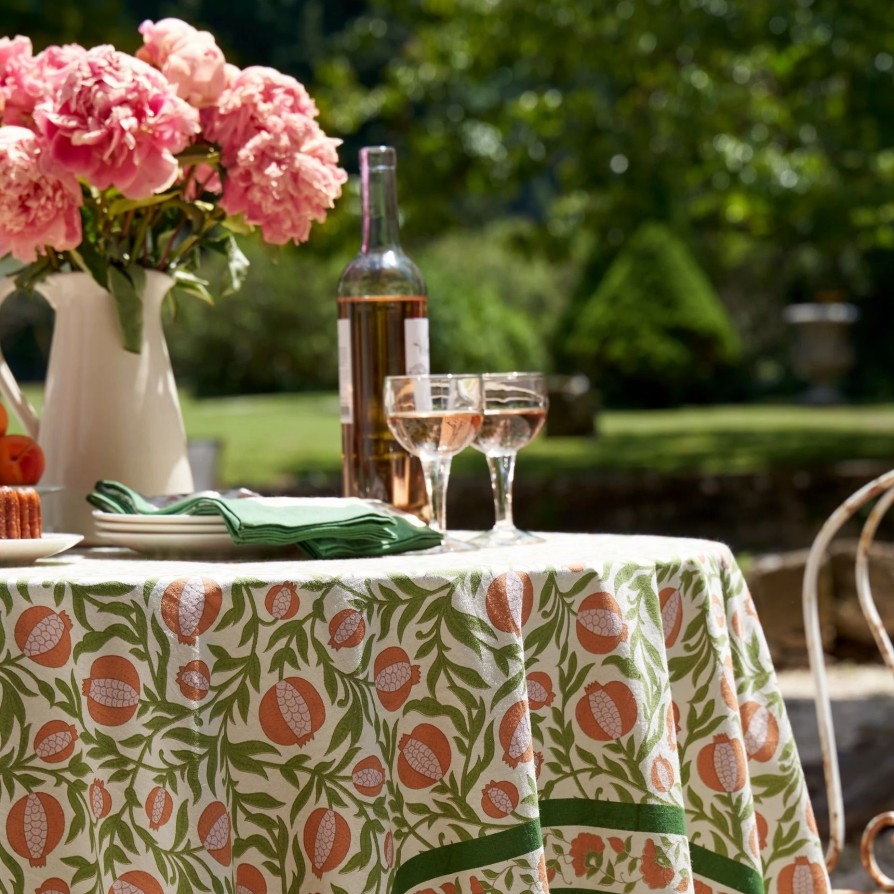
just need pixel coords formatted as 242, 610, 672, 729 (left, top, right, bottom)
92, 511, 237, 555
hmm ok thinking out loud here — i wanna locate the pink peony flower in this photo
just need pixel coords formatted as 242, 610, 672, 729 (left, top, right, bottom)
34, 45, 199, 199
201, 66, 319, 160
202, 66, 346, 244
137, 18, 227, 109
0, 125, 82, 262
1, 42, 87, 128
0, 36, 34, 125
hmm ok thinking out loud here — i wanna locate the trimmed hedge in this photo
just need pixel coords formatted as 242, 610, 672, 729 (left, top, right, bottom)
567, 222, 741, 407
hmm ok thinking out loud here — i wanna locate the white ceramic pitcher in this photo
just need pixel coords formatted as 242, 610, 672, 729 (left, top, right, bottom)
0, 270, 194, 542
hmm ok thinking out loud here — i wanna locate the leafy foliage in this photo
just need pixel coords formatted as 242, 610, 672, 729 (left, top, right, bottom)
567, 222, 741, 407
165, 236, 340, 396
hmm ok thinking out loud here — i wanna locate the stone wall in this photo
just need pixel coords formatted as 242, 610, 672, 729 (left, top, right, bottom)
746, 540, 894, 668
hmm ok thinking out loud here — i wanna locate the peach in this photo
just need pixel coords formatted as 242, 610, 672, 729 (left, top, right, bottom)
0, 434, 45, 485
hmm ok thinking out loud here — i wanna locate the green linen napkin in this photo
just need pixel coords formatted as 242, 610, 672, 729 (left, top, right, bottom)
87, 480, 441, 559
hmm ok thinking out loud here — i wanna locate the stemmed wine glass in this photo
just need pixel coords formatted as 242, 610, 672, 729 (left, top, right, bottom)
384, 374, 483, 551
470, 372, 549, 547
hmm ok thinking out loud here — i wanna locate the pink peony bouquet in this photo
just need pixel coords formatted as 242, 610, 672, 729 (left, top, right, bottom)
0, 19, 347, 350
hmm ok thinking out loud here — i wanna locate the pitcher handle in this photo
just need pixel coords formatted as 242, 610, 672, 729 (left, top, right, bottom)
0, 276, 41, 440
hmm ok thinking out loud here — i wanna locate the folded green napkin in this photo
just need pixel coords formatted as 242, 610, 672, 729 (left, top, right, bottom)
87, 481, 441, 559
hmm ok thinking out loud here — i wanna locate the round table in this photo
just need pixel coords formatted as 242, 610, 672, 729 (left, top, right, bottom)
0, 533, 829, 894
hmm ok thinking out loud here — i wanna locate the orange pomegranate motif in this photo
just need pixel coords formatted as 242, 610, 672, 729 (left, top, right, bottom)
145, 786, 173, 831
374, 647, 420, 711
398, 723, 452, 789
533, 751, 544, 779
198, 801, 231, 866
710, 592, 726, 630
82, 656, 141, 725
777, 857, 828, 894
575, 681, 637, 741
470, 879, 485, 894
34, 720, 78, 763
236, 863, 267, 894
176, 660, 211, 701
697, 734, 747, 792
641, 838, 674, 889
14, 607, 72, 667
499, 701, 533, 768
659, 587, 683, 648
526, 671, 555, 710
719, 657, 738, 711
161, 577, 222, 645
481, 780, 519, 818
328, 608, 365, 649
740, 701, 779, 762
108, 870, 164, 894
35, 879, 69, 894
650, 755, 675, 793
303, 807, 350, 879
806, 801, 818, 836
383, 830, 394, 867
259, 677, 325, 746
755, 811, 769, 850
576, 592, 628, 654
694, 881, 714, 894
486, 571, 533, 633
352, 755, 386, 797
265, 582, 299, 620
89, 779, 112, 819
6, 791, 65, 867
667, 701, 681, 750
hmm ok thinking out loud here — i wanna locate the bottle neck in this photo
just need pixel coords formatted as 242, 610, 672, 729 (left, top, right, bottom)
361, 148, 401, 252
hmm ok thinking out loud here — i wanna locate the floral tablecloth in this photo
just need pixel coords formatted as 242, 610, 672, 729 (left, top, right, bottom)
0, 534, 828, 894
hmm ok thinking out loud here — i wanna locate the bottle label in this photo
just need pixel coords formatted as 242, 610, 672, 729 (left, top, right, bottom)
337, 318, 353, 424
405, 318, 430, 375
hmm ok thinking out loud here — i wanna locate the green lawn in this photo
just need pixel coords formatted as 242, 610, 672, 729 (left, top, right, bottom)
16, 387, 894, 489
173, 395, 894, 488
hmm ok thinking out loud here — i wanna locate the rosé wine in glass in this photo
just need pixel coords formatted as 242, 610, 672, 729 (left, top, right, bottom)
470, 372, 548, 546
384, 374, 483, 551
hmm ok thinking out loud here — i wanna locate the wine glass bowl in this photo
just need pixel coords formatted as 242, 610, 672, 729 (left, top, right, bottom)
471, 372, 549, 547
384, 374, 483, 550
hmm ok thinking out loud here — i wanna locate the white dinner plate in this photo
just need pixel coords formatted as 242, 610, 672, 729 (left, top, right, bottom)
0, 533, 83, 565
93, 518, 227, 535
94, 529, 249, 556
92, 511, 227, 529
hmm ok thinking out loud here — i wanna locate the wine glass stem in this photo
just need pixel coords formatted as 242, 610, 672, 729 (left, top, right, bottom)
487, 453, 517, 531
421, 457, 452, 534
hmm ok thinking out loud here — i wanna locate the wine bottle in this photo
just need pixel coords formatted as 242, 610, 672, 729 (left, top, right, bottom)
337, 146, 429, 514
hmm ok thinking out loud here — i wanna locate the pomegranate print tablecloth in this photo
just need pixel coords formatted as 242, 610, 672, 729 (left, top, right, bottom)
0, 534, 829, 894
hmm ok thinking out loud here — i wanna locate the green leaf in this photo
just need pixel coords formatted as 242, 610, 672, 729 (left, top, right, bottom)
107, 265, 146, 353
172, 271, 214, 304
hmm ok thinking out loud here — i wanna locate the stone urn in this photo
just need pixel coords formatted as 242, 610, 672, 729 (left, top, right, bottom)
783, 298, 859, 405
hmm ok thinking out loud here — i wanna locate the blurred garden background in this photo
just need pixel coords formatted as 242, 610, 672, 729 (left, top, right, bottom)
4, 0, 894, 553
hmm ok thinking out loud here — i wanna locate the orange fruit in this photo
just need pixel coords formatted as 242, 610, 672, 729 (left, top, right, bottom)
0, 433, 43, 484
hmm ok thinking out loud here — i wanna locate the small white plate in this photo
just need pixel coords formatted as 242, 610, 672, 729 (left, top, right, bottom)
0, 533, 83, 565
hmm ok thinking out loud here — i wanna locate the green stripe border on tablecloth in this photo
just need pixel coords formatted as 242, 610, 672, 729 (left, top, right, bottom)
541, 799, 765, 894
390, 799, 765, 894
391, 819, 541, 894
539, 798, 687, 835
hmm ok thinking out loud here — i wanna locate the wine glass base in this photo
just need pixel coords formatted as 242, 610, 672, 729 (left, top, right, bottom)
468, 527, 544, 548
410, 534, 478, 554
